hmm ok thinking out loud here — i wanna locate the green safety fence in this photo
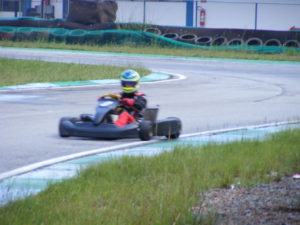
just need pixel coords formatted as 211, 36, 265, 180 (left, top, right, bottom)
0, 26, 299, 54
0, 16, 63, 21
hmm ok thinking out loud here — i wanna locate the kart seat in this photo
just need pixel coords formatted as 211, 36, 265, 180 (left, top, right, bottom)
80, 114, 95, 122
143, 107, 158, 123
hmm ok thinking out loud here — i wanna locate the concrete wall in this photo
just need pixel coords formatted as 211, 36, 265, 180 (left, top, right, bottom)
0, 11, 15, 17
1, 0, 300, 31
198, 2, 256, 29
118, 0, 300, 30
117, 2, 186, 26
258, 3, 300, 30
196, 0, 300, 30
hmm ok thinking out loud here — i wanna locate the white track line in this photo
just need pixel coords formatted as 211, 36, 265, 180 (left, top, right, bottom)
0, 120, 298, 181
180, 120, 300, 138
0, 140, 158, 180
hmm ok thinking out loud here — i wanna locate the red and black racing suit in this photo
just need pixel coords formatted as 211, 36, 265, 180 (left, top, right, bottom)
115, 92, 147, 126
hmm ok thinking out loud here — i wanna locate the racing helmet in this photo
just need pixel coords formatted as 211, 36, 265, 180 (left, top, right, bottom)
120, 70, 140, 93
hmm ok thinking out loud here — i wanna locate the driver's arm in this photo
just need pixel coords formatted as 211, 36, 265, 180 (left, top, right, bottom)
134, 95, 147, 111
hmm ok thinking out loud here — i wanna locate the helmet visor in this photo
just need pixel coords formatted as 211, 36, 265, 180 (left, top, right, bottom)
121, 80, 137, 88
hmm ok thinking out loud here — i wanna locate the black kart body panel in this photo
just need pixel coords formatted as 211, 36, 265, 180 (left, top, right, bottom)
60, 119, 139, 139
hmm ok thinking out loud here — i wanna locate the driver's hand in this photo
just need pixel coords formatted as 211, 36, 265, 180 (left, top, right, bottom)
120, 98, 135, 106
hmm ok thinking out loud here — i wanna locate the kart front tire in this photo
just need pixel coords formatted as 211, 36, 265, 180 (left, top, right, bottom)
59, 121, 69, 137
139, 120, 153, 141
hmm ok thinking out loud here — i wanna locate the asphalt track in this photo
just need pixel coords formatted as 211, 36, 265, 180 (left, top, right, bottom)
0, 48, 300, 175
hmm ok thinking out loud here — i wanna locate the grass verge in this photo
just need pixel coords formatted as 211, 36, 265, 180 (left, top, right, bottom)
0, 58, 150, 87
0, 129, 299, 225
1, 40, 300, 62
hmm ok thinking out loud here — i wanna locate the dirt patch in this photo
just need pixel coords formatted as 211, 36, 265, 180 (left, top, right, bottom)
194, 176, 300, 225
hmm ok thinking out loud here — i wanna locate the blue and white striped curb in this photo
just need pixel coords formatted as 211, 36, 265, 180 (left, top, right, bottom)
0, 72, 170, 91
0, 121, 299, 206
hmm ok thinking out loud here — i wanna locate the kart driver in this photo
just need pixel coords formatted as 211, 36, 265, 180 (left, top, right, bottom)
113, 69, 147, 126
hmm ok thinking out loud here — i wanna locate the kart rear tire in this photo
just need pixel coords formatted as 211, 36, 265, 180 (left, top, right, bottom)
165, 117, 182, 140
167, 133, 180, 140
139, 120, 153, 141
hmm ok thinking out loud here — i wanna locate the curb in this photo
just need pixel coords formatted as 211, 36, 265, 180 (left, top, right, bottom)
0, 72, 180, 91
0, 121, 299, 206
0, 120, 298, 181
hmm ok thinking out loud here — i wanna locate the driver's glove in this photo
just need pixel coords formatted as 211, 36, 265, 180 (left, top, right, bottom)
120, 98, 135, 106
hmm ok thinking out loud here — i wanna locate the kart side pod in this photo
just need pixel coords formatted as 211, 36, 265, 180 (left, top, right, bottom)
138, 118, 182, 141
139, 108, 182, 141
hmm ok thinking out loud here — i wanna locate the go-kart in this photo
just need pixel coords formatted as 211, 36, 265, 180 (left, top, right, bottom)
59, 94, 182, 141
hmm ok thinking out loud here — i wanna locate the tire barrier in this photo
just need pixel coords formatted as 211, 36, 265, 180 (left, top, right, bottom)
178, 33, 197, 44
66, 29, 87, 44
227, 38, 244, 46
195, 36, 212, 46
31, 29, 51, 41
0, 26, 15, 40
0, 24, 299, 53
144, 27, 162, 35
83, 29, 193, 47
84, 31, 99, 45
15, 27, 34, 41
0, 18, 299, 50
49, 28, 69, 43
283, 40, 300, 48
264, 38, 281, 46
86, 30, 120, 45
245, 37, 263, 46
211, 36, 227, 46
162, 32, 179, 40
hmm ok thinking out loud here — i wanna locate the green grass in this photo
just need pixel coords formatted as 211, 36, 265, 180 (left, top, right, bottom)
1, 39, 299, 87
1, 40, 300, 62
0, 58, 150, 87
1, 129, 299, 225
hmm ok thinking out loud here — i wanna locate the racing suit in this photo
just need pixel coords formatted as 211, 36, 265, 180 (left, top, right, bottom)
115, 92, 147, 126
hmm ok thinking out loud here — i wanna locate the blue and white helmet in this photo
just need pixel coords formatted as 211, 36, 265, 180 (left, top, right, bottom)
120, 70, 140, 93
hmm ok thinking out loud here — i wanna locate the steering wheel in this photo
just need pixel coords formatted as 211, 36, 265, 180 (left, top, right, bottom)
102, 94, 121, 99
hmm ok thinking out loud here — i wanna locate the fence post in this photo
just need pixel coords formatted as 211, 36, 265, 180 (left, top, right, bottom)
186, 0, 194, 27
63, 0, 69, 19
254, 3, 258, 30
143, 0, 146, 24
14, 1, 19, 17
22, 0, 31, 17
